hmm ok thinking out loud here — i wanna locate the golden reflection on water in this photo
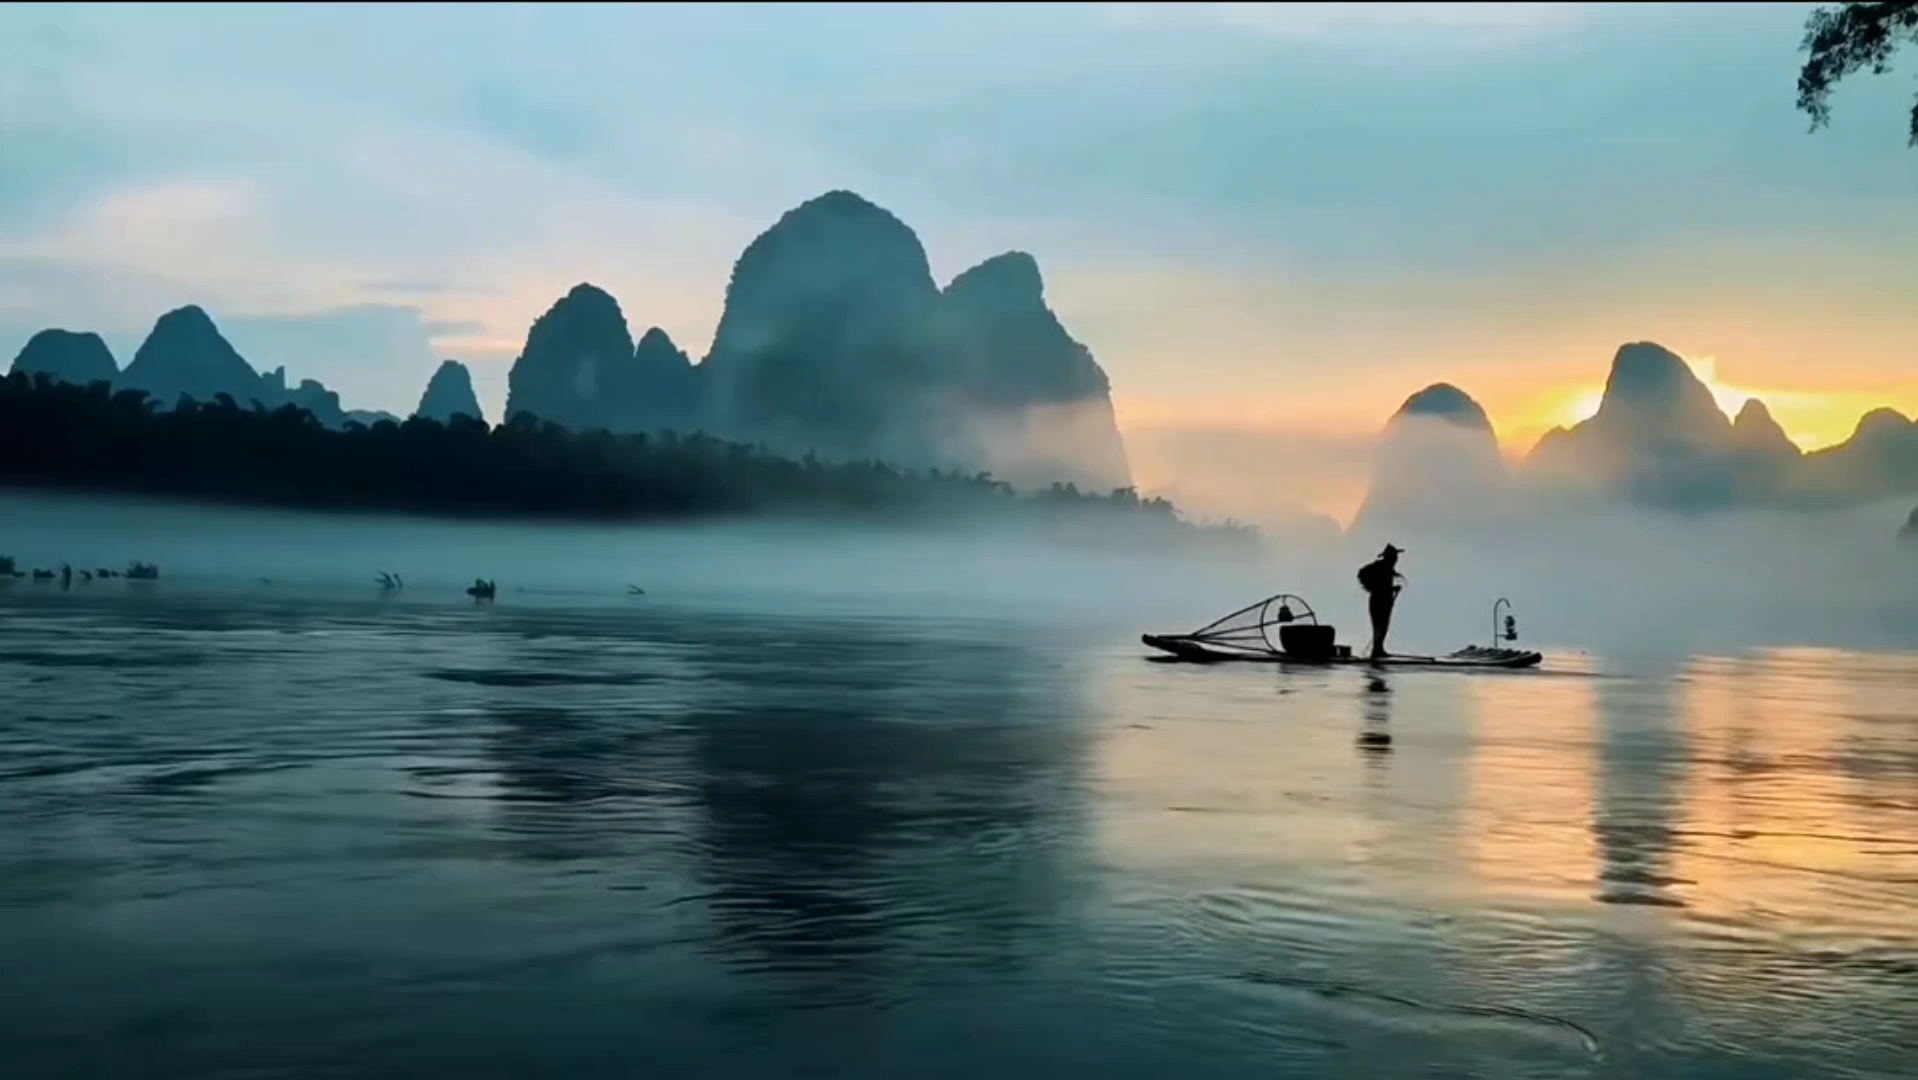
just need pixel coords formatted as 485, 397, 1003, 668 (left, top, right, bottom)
1454, 659, 1603, 909
1086, 646, 1918, 949
1666, 650, 1918, 947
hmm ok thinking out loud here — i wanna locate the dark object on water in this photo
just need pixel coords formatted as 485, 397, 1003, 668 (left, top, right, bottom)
1143, 589, 1542, 669
628, 584, 645, 596
95, 568, 117, 578
126, 561, 159, 580
31, 568, 55, 581
1277, 622, 1337, 662
1145, 592, 1328, 660
467, 578, 497, 600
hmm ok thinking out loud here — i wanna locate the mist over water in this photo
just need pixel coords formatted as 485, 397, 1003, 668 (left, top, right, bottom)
6, 490, 1912, 656
2, 491, 1915, 1079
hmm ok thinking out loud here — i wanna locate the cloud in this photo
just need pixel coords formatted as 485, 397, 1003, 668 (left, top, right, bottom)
1127, 422, 1377, 530
421, 318, 488, 339
1096, 2, 1598, 47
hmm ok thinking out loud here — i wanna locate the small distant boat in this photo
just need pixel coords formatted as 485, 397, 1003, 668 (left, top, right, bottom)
31, 568, 56, 582
376, 571, 404, 590
628, 585, 646, 596
1142, 591, 1542, 670
95, 568, 118, 579
126, 561, 160, 581
467, 578, 497, 600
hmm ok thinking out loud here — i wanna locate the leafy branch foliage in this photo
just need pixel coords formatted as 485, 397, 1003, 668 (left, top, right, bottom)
1797, 2, 1918, 146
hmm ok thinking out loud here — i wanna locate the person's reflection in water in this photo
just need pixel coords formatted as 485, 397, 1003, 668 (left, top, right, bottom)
1357, 672, 1394, 766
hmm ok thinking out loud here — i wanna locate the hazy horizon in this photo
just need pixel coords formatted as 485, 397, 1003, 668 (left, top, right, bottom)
3, 2, 1914, 527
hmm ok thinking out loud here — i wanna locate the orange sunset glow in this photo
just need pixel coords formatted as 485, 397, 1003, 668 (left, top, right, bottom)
1504, 353, 1918, 457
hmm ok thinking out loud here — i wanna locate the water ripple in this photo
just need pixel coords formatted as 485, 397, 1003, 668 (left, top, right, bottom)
2, 582, 1915, 1079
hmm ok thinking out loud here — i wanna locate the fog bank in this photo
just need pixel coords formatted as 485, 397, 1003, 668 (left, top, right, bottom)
4, 490, 1912, 657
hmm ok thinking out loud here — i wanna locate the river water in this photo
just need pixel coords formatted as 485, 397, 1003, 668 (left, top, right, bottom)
1, 499, 1915, 1079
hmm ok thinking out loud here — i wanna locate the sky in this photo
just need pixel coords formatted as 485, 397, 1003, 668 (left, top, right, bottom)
2, 2, 1913, 521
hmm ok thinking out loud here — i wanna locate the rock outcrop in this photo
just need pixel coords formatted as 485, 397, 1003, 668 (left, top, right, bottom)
118, 305, 265, 408
1793, 407, 1918, 507
702, 190, 947, 464
481, 192, 1132, 487
1726, 398, 1801, 502
628, 327, 704, 435
283, 377, 348, 428
1517, 341, 1917, 513
1524, 342, 1746, 508
934, 251, 1130, 490
1354, 383, 1509, 531
504, 284, 651, 433
1729, 398, 1798, 465
415, 359, 486, 424
699, 190, 1131, 488
110, 306, 362, 429
9, 329, 119, 387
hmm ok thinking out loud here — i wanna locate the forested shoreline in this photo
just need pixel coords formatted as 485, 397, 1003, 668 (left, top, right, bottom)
0, 373, 1258, 552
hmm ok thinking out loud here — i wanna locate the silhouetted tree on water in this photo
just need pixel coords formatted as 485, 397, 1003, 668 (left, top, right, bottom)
1797, 2, 1918, 146
0, 373, 1257, 552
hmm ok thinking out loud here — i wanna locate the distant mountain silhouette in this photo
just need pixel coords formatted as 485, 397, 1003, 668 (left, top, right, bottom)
95, 304, 363, 430
1525, 342, 1747, 508
276, 371, 350, 429
19, 234, 1909, 521
119, 305, 264, 409
504, 284, 640, 433
1512, 340, 1912, 512
415, 359, 485, 424
1729, 398, 1797, 463
1351, 341, 1912, 524
1791, 407, 1918, 508
9, 329, 118, 387
1353, 382, 1509, 531
10, 191, 1133, 493
629, 327, 704, 436
934, 251, 1130, 491
347, 409, 400, 427
1726, 398, 1802, 502
702, 190, 949, 466
700, 190, 1131, 489
502, 286, 708, 437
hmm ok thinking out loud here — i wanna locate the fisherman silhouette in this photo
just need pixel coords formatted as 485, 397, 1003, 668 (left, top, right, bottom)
1356, 544, 1406, 661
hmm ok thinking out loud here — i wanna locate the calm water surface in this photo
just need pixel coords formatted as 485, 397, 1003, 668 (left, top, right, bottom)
1, 579, 1914, 1079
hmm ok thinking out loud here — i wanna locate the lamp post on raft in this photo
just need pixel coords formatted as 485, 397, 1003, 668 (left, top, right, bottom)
1491, 597, 1519, 650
